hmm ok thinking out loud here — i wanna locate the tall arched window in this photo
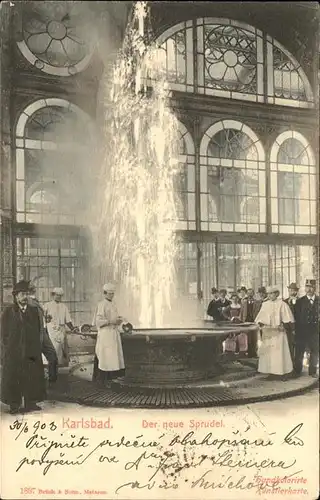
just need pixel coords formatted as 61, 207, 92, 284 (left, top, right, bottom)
175, 121, 196, 230
15, 98, 93, 224
15, 99, 93, 322
200, 120, 265, 232
270, 131, 316, 235
155, 18, 314, 108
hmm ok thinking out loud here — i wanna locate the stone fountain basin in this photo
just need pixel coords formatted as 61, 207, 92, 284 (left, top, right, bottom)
119, 323, 258, 387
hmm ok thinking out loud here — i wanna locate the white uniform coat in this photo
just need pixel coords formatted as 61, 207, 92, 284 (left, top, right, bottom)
255, 298, 294, 375
94, 299, 125, 371
43, 300, 71, 365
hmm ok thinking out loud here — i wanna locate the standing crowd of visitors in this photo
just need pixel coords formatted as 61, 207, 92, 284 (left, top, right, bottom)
207, 280, 319, 379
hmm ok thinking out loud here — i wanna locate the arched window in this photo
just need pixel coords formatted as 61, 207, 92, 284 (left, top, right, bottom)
155, 18, 314, 108
15, 98, 93, 224
270, 131, 316, 234
174, 122, 196, 230
200, 120, 265, 232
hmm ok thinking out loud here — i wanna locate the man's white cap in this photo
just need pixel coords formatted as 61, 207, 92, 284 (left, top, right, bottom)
266, 285, 280, 293
52, 287, 64, 295
103, 283, 116, 293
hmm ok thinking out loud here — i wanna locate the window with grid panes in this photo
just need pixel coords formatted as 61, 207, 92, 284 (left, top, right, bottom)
270, 131, 316, 235
155, 18, 314, 107
15, 98, 93, 224
155, 16, 316, 302
200, 120, 266, 232
16, 236, 90, 325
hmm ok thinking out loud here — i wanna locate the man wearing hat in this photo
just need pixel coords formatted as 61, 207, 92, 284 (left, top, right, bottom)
284, 282, 299, 361
255, 285, 294, 378
214, 289, 231, 322
43, 287, 75, 366
0, 280, 46, 414
240, 286, 267, 323
285, 283, 299, 314
207, 287, 221, 322
294, 279, 319, 378
240, 288, 261, 357
92, 283, 126, 385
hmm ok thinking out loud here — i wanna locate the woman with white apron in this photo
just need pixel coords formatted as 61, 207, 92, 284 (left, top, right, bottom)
92, 283, 125, 385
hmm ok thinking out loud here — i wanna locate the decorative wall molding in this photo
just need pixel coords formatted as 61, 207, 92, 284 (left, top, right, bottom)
171, 92, 318, 128
175, 230, 318, 246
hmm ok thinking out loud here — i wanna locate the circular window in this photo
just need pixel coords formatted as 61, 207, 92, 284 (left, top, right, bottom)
16, 1, 95, 76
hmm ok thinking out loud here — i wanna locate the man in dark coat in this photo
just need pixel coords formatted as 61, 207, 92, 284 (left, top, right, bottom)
284, 282, 299, 362
257, 286, 268, 304
207, 287, 221, 321
28, 283, 58, 384
284, 282, 299, 314
214, 289, 231, 322
0, 280, 46, 414
240, 288, 260, 357
294, 279, 319, 378
207, 288, 231, 322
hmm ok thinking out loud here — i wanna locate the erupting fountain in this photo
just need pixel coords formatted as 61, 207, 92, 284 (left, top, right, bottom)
60, 2, 265, 408
94, 1, 181, 329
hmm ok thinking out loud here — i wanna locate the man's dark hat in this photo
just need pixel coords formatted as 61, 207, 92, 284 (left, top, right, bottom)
238, 286, 247, 292
258, 286, 266, 294
12, 280, 30, 295
219, 288, 227, 294
305, 279, 316, 287
287, 282, 299, 290
211, 287, 218, 294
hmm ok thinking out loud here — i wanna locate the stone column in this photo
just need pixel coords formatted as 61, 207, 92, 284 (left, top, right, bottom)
0, 3, 14, 308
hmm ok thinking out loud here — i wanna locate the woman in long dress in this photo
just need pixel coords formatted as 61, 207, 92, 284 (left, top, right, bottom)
255, 285, 294, 378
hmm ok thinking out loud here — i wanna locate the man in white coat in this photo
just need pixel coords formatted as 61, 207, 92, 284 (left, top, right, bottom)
92, 283, 125, 385
44, 288, 75, 366
255, 285, 294, 379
